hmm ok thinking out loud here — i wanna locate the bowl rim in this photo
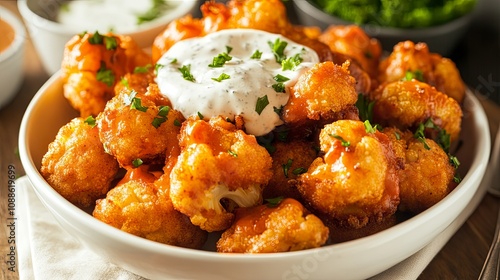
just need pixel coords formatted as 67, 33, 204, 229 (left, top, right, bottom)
292, 0, 475, 34
18, 72, 491, 277
0, 5, 26, 64
17, 0, 198, 35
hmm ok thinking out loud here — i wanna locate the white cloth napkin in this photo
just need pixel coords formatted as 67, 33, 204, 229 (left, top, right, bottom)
16, 174, 489, 280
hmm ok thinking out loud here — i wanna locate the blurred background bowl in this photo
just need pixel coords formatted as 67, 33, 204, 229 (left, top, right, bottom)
0, 5, 26, 110
17, 0, 200, 75
291, 0, 476, 56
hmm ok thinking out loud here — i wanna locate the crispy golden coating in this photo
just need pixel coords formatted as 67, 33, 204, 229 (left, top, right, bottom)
97, 85, 183, 168
383, 127, 457, 214
41, 117, 119, 208
282, 61, 359, 138
216, 198, 329, 253
378, 41, 465, 103
318, 25, 382, 78
93, 167, 207, 248
264, 140, 318, 201
152, 0, 333, 63
169, 116, 273, 232
62, 32, 151, 117
370, 80, 463, 142
113, 68, 156, 96
297, 120, 400, 229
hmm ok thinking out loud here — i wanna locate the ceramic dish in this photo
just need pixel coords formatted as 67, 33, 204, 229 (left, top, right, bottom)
19, 70, 491, 279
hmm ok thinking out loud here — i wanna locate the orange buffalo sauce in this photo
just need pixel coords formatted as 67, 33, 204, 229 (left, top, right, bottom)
0, 18, 15, 54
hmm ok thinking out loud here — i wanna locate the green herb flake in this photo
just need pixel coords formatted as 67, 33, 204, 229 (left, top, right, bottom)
212, 73, 231, 82
103, 36, 118, 50
282, 159, 293, 178
134, 64, 152, 74
265, 196, 284, 208
197, 111, 204, 120
281, 53, 303, 71
130, 97, 148, 112
268, 38, 288, 63
84, 115, 97, 127
96, 62, 115, 87
355, 93, 375, 122
292, 167, 307, 176
137, 0, 170, 25
414, 123, 431, 150
120, 77, 130, 89
250, 49, 263, 59
154, 63, 165, 76
178, 64, 195, 82
364, 120, 377, 133
272, 74, 290, 93
132, 158, 143, 168
273, 105, 283, 116
404, 70, 424, 82
228, 150, 238, 157
173, 119, 182, 127
329, 134, 350, 147
255, 95, 269, 115
208, 52, 232, 68
88, 31, 104, 45
226, 46, 233, 54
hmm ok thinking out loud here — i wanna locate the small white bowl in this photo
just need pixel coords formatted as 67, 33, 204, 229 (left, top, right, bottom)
19, 71, 491, 279
17, 0, 200, 75
292, 0, 475, 55
0, 5, 26, 109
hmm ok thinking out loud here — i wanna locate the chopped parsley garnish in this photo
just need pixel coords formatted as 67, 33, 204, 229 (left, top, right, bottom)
84, 116, 96, 127
134, 64, 152, 74
152, 105, 170, 128
132, 158, 143, 168
257, 133, 276, 154
273, 105, 283, 116
292, 167, 307, 176
265, 196, 284, 207
137, 0, 170, 25
414, 122, 431, 150
208, 52, 232, 68
272, 74, 290, 93
282, 159, 293, 178
178, 64, 195, 82
329, 134, 350, 147
130, 97, 148, 112
120, 77, 130, 88
404, 70, 424, 82
255, 95, 269, 115
226, 46, 233, 54
356, 93, 375, 122
212, 73, 231, 82
250, 49, 263, 59
96, 62, 115, 87
103, 36, 118, 50
88, 32, 117, 50
173, 119, 182, 127
228, 150, 238, 157
364, 120, 378, 133
170, 58, 178, 64
394, 131, 401, 140
154, 63, 165, 75
281, 53, 302, 71
268, 38, 288, 63
197, 111, 204, 120
88, 32, 104, 45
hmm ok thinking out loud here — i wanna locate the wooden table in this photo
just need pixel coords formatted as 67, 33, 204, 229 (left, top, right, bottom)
0, 1, 499, 279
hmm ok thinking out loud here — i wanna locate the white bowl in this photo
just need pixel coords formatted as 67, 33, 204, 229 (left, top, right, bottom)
0, 5, 26, 109
19, 70, 491, 279
292, 0, 474, 55
17, 0, 200, 75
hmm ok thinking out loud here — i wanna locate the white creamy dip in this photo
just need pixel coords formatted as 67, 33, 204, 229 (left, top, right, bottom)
57, 0, 176, 33
155, 29, 320, 136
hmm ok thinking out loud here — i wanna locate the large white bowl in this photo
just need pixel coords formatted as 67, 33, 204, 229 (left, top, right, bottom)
19, 72, 491, 279
17, 0, 200, 75
0, 5, 26, 109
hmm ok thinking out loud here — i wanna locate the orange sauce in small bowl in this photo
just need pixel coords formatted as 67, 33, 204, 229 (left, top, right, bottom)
0, 18, 15, 54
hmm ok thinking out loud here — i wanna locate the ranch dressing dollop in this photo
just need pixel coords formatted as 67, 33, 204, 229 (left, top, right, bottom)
155, 29, 320, 136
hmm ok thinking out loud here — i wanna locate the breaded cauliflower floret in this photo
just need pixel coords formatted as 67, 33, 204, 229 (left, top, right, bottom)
217, 198, 329, 253
370, 80, 463, 142
97, 85, 183, 168
41, 117, 119, 208
93, 167, 207, 249
297, 120, 400, 229
383, 127, 457, 214
170, 116, 273, 232
62, 31, 151, 117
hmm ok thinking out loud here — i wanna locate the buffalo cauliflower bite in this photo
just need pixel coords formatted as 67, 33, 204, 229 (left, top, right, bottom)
93, 166, 207, 248
97, 85, 183, 168
62, 31, 151, 117
297, 120, 400, 229
369, 80, 463, 142
216, 198, 329, 253
169, 116, 273, 232
282, 61, 360, 138
41, 117, 119, 208
383, 127, 458, 214
378, 41, 465, 103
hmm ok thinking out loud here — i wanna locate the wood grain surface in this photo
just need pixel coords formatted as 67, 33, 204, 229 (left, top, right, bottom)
0, 1, 499, 279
